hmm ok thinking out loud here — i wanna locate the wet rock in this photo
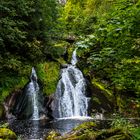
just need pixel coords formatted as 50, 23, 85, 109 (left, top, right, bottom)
65, 35, 76, 44
60, 64, 68, 68
0, 128, 17, 139
44, 94, 54, 119
4, 89, 22, 119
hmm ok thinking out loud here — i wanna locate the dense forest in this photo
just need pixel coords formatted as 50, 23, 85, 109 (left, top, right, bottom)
0, 0, 140, 139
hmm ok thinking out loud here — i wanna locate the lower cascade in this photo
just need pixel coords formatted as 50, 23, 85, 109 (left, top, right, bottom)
52, 49, 90, 118
13, 67, 46, 120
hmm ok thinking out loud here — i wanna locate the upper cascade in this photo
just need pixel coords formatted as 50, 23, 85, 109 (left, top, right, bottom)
30, 67, 38, 82
71, 49, 78, 65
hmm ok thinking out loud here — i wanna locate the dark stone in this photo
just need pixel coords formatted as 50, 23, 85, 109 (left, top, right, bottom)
3, 89, 22, 120
60, 64, 68, 68
0, 104, 5, 119
65, 35, 76, 44
44, 94, 54, 119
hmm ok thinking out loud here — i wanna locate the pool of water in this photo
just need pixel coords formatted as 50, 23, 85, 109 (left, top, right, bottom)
8, 117, 93, 140
1, 117, 140, 140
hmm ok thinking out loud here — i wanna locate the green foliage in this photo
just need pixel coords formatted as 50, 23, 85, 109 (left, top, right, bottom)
0, 0, 60, 102
132, 127, 140, 140
111, 114, 134, 130
0, 0, 59, 64
0, 74, 29, 103
64, 0, 140, 99
0, 123, 9, 128
92, 79, 112, 96
36, 62, 60, 95
88, 0, 140, 96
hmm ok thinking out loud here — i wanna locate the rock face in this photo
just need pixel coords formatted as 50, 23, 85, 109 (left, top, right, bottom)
3, 89, 22, 120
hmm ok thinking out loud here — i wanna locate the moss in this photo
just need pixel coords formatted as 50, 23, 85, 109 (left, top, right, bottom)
74, 122, 96, 131
0, 76, 28, 103
37, 62, 60, 95
67, 45, 75, 62
56, 58, 67, 65
47, 41, 69, 60
92, 79, 112, 96
0, 64, 31, 103
116, 95, 126, 113
46, 131, 61, 140
92, 97, 101, 104
45, 121, 133, 140
0, 128, 17, 139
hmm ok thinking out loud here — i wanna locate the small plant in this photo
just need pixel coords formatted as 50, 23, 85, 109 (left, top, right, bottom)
111, 114, 134, 130
131, 127, 140, 140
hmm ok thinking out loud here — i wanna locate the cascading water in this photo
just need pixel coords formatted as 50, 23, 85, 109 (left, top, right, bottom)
29, 67, 39, 120
52, 49, 89, 118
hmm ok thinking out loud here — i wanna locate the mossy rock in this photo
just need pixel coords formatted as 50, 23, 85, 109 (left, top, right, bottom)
0, 65, 30, 104
0, 128, 17, 139
47, 41, 69, 60
45, 122, 132, 140
89, 79, 114, 114
74, 121, 96, 131
45, 130, 61, 140
37, 62, 60, 95
67, 45, 76, 63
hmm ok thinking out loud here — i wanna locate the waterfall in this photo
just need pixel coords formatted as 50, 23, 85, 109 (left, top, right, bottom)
31, 68, 40, 120
12, 67, 47, 120
52, 49, 89, 118
28, 67, 39, 120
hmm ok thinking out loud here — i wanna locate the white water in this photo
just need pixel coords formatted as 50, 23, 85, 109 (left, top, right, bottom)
29, 67, 39, 120
56, 116, 93, 121
52, 49, 90, 118
71, 49, 78, 65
